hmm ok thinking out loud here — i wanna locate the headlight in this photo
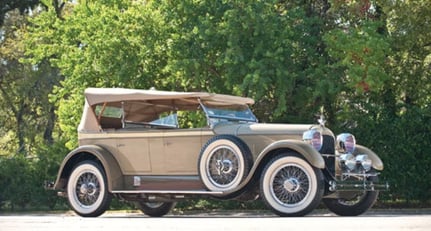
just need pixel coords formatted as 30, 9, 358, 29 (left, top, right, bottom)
356, 154, 372, 171
303, 129, 323, 151
339, 153, 356, 171
336, 133, 356, 153
339, 154, 373, 172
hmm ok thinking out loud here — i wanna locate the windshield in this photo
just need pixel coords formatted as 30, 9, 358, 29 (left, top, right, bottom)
200, 102, 257, 126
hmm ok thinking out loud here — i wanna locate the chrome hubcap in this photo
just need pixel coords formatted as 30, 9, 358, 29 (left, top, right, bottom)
283, 178, 300, 193
75, 172, 100, 206
208, 146, 239, 186
216, 159, 234, 175
271, 165, 310, 205
79, 182, 96, 196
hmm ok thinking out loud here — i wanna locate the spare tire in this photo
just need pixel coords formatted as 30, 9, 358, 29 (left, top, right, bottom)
198, 135, 253, 192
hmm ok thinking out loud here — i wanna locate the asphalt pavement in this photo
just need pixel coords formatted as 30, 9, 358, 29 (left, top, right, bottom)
1, 209, 430, 231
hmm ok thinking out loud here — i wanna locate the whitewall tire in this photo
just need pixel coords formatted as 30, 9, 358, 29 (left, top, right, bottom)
198, 135, 253, 192
67, 160, 112, 217
260, 154, 324, 217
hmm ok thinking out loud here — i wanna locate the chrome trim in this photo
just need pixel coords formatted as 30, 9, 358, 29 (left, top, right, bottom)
321, 154, 336, 158
341, 172, 379, 177
318, 114, 326, 127
111, 189, 224, 195
302, 129, 323, 151
139, 175, 200, 181
329, 180, 389, 192
336, 133, 356, 153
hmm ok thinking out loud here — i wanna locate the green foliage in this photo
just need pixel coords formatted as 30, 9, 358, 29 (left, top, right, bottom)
25, 1, 169, 147
0, 140, 68, 210
324, 20, 390, 92
158, 0, 331, 122
0, 10, 60, 155
384, 0, 431, 108
349, 104, 431, 202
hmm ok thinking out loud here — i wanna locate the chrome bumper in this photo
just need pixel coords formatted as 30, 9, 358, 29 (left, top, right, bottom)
329, 180, 390, 192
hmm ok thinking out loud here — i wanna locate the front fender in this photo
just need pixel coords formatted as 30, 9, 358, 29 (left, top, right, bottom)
53, 145, 123, 192
224, 139, 325, 195
255, 139, 326, 169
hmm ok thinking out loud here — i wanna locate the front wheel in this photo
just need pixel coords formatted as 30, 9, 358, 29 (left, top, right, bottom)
260, 154, 324, 217
137, 202, 176, 217
323, 190, 379, 216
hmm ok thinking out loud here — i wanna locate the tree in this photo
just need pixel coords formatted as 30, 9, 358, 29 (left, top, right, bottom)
156, 0, 336, 123
25, 0, 346, 146
324, 0, 431, 202
384, 0, 431, 108
25, 1, 169, 148
0, 9, 60, 155
0, 0, 41, 26
372, 0, 431, 202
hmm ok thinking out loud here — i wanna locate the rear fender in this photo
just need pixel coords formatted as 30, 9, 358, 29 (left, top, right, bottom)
53, 145, 123, 192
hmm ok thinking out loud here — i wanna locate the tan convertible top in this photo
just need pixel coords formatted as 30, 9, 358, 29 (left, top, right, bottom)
84, 88, 254, 106
79, 88, 254, 132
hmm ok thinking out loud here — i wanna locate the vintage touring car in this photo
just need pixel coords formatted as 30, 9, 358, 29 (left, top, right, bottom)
47, 87, 388, 217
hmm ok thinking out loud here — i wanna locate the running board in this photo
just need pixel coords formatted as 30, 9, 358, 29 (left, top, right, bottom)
111, 189, 224, 195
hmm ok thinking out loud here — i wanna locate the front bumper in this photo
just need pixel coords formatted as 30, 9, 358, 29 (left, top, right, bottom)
329, 180, 389, 192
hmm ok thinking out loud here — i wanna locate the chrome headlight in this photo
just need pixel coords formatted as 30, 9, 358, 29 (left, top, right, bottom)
339, 154, 373, 172
339, 153, 356, 171
303, 129, 323, 151
336, 133, 356, 153
356, 154, 372, 171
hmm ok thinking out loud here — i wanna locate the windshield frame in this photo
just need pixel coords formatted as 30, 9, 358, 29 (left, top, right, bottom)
199, 99, 258, 127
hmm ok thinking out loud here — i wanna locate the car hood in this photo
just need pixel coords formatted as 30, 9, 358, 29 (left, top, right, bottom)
213, 123, 315, 136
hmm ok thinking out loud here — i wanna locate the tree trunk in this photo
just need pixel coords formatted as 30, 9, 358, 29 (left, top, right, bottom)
43, 105, 56, 145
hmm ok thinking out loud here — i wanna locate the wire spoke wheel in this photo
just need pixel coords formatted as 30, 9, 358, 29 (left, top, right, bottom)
67, 161, 111, 217
260, 154, 323, 217
271, 164, 310, 206
75, 172, 101, 206
207, 146, 240, 186
199, 135, 253, 192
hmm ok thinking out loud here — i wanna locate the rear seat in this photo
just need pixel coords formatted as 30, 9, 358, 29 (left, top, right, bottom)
99, 117, 122, 129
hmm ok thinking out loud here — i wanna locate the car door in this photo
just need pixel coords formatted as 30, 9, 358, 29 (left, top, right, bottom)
115, 130, 164, 175
163, 128, 213, 174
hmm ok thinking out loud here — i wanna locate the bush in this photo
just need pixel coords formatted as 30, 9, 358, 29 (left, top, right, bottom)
350, 105, 431, 204
0, 141, 68, 211
0, 156, 33, 210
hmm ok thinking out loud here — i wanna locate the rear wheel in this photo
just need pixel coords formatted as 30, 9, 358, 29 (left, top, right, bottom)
260, 154, 324, 217
137, 202, 176, 217
67, 160, 112, 217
